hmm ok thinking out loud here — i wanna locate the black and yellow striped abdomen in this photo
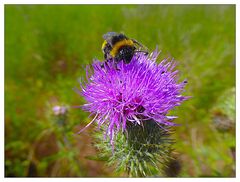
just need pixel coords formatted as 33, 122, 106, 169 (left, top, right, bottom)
102, 32, 140, 64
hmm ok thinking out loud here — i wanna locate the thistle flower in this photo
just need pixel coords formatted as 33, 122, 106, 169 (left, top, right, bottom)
52, 105, 68, 116
76, 49, 189, 146
52, 105, 68, 126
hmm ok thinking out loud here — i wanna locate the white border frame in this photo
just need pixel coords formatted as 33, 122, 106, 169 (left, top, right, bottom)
1, 1, 238, 181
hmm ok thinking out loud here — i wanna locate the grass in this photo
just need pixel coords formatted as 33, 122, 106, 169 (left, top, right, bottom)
5, 5, 235, 177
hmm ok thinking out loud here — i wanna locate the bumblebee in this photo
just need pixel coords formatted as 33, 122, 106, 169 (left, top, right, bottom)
102, 32, 148, 64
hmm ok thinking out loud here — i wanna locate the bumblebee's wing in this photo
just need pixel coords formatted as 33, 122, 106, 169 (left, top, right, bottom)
103, 32, 119, 46
103, 32, 118, 39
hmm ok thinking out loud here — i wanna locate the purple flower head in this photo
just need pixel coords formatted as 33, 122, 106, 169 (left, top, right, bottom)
76, 49, 189, 146
53, 105, 68, 116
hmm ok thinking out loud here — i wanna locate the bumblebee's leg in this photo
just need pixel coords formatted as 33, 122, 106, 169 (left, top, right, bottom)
104, 53, 108, 59
132, 38, 144, 47
111, 57, 120, 71
132, 39, 149, 51
135, 50, 149, 55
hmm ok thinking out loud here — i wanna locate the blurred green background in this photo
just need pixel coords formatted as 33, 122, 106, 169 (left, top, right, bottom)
5, 5, 235, 177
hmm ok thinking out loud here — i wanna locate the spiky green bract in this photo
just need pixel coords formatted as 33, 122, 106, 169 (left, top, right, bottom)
211, 87, 235, 132
94, 119, 173, 177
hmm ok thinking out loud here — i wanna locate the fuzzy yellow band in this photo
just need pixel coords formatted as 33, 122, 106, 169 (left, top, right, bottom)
110, 39, 134, 57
